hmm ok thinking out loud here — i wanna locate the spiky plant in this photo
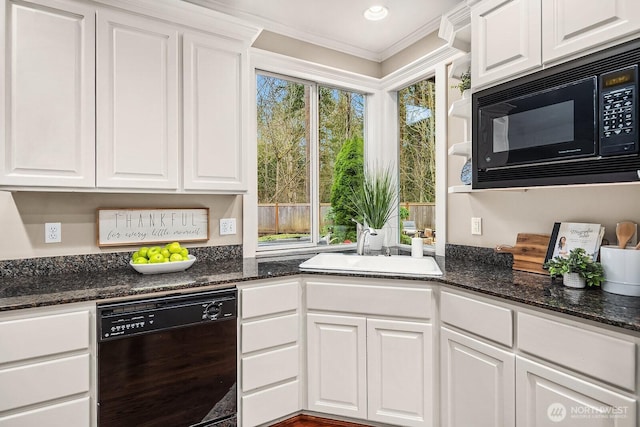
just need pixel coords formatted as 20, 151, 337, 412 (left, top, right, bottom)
350, 167, 397, 229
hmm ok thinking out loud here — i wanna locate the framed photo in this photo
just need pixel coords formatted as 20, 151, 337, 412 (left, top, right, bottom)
544, 222, 605, 264
97, 208, 209, 247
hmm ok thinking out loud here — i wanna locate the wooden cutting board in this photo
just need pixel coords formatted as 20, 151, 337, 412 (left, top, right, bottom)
495, 233, 551, 274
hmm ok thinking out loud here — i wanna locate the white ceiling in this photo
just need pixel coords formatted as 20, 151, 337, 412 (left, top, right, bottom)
185, 0, 464, 62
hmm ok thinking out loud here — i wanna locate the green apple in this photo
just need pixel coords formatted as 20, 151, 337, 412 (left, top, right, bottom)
138, 247, 149, 258
161, 248, 170, 259
147, 246, 162, 257
169, 253, 183, 262
180, 248, 189, 258
133, 257, 148, 264
168, 242, 182, 254
131, 251, 141, 260
148, 253, 165, 264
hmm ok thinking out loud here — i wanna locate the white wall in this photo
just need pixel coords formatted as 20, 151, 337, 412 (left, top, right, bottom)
0, 191, 242, 260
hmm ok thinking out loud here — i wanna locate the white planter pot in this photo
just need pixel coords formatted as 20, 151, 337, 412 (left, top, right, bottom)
563, 272, 586, 289
367, 229, 385, 251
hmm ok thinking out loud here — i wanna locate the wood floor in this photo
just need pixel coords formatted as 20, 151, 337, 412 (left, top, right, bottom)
271, 414, 368, 427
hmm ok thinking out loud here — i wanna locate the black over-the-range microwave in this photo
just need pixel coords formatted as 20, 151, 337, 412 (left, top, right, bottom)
472, 38, 640, 189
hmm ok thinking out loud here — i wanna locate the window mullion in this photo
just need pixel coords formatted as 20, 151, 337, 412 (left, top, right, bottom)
309, 83, 320, 244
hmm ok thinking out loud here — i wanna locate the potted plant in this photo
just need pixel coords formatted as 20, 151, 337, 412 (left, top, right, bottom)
543, 247, 604, 288
350, 166, 397, 250
452, 69, 471, 97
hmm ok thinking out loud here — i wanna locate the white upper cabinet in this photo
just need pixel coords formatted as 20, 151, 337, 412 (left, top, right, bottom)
542, 0, 640, 62
472, 0, 541, 88
1, 0, 253, 192
96, 10, 179, 190
183, 33, 246, 192
0, 0, 95, 187
471, 0, 640, 88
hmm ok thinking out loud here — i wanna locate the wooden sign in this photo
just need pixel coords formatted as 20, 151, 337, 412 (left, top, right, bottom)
97, 208, 209, 247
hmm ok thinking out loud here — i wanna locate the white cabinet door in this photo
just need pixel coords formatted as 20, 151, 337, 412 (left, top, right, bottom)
96, 10, 179, 189
307, 313, 367, 419
367, 319, 433, 427
441, 327, 515, 427
183, 33, 246, 192
472, 0, 541, 88
516, 356, 636, 427
0, 397, 90, 427
1, 0, 95, 187
542, 0, 640, 62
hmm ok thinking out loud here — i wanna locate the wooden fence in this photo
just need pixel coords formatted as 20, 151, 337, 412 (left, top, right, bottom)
259, 202, 435, 236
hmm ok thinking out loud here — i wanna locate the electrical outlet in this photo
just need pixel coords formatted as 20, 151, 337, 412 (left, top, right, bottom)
45, 222, 62, 243
471, 217, 482, 235
220, 218, 236, 235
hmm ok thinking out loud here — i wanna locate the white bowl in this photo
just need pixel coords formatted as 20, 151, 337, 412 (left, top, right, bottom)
130, 255, 196, 275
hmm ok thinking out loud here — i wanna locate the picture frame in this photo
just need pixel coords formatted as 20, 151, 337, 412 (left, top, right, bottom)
97, 208, 209, 247
544, 222, 605, 264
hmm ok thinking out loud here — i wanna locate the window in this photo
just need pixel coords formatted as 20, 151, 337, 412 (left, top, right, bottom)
398, 77, 436, 247
256, 72, 365, 249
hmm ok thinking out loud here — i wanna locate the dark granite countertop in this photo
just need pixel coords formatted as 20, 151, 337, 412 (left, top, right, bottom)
1, 248, 639, 334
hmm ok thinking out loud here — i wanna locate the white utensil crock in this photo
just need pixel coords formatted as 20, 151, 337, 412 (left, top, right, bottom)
600, 246, 640, 297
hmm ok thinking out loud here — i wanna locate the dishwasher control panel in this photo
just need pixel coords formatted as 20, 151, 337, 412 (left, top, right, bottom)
97, 288, 236, 341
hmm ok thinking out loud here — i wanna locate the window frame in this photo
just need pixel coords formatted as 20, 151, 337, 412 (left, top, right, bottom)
247, 50, 379, 257
245, 47, 459, 258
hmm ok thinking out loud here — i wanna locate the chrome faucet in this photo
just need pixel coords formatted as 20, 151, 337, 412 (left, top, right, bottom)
352, 219, 377, 255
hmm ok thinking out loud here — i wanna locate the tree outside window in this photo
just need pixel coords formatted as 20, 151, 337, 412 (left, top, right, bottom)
398, 78, 436, 245
257, 73, 364, 247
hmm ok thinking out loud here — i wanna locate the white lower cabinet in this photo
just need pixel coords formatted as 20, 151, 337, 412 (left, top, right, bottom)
367, 319, 433, 427
0, 304, 95, 427
307, 314, 433, 427
440, 327, 515, 427
306, 313, 367, 419
305, 278, 435, 427
516, 356, 636, 427
238, 279, 301, 427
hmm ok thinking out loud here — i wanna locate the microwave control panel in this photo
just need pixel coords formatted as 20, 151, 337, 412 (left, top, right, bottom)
599, 65, 638, 155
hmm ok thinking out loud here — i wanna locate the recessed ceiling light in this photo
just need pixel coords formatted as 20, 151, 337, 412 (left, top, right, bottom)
364, 5, 388, 21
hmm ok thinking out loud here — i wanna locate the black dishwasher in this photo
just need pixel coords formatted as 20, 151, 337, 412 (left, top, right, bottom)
97, 288, 237, 427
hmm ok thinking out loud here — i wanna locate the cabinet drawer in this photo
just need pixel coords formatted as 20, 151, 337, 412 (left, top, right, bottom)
242, 345, 299, 392
441, 291, 513, 346
518, 312, 636, 391
0, 310, 90, 364
0, 354, 90, 411
306, 281, 432, 319
0, 397, 90, 427
241, 281, 299, 319
241, 380, 299, 427
241, 314, 298, 354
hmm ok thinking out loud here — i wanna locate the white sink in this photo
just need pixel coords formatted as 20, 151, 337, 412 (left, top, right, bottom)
299, 253, 442, 277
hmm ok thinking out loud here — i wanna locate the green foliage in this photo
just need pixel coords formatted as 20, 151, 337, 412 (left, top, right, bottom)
350, 166, 398, 229
399, 206, 410, 221
543, 248, 604, 287
330, 137, 364, 228
451, 69, 471, 94
400, 234, 412, 245
319, 88, 364, 203
399, 78, 436, 204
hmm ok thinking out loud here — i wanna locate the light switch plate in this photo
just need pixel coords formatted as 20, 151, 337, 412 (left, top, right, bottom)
220, 218, 236, 235
471, 217, 482, 235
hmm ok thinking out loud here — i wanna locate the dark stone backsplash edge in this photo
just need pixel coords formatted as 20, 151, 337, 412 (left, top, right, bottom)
0, 245, 242, 279
446, 243, 513, 268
